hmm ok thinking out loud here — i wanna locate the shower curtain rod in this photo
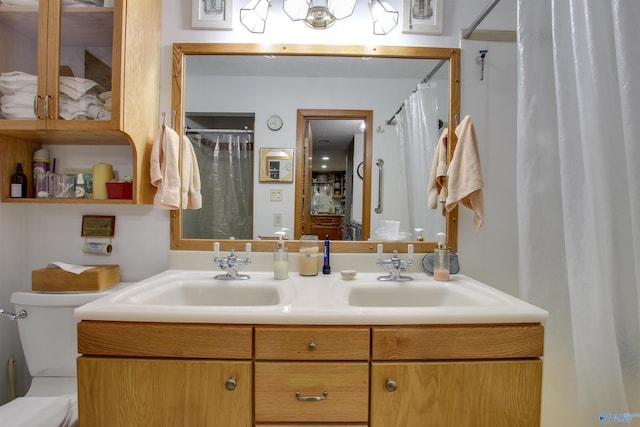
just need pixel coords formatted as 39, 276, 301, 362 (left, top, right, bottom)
386, 59, 447, 125
462, 0, 503, 39
186, 128, 253, 134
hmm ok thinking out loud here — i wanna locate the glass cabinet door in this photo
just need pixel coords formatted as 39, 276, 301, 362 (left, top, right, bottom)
0, 1, 42, 121
57, 1, 114, 122
0, 0, 115, 124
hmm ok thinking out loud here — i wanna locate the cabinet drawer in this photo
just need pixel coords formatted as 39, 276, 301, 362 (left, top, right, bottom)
372, 324, 544, 360
255, 362, 369, 423
255, 327, 369, 360
311, 215, 343, 225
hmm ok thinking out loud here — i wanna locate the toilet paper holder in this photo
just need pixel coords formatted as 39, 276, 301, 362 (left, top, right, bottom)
81, 215, 115, 255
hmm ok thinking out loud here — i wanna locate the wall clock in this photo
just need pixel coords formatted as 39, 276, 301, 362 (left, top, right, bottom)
267, 114, 283, 131
357, 161, 364, 179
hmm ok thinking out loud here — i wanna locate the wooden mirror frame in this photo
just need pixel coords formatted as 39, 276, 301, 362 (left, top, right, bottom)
171, 43, 460, 254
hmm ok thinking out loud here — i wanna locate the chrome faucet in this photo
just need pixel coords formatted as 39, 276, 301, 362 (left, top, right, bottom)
213, 242, 251, 280
376, 244, 414, 281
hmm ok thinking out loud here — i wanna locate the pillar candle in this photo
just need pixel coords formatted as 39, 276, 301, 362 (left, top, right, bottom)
92, 163, 113, 199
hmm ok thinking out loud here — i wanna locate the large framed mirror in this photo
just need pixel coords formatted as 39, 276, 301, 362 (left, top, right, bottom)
171, 43, 460, 253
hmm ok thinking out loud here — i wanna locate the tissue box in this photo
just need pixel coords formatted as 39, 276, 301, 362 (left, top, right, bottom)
106, 182, 132, 199
32, 265, 120, 292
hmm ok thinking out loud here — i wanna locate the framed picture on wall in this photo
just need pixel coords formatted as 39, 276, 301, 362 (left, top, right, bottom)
402, 0, 443, 35
260, 148, 294, 183
192, 0, 233, 30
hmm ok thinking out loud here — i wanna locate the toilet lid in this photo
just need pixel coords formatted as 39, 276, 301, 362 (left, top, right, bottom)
0, 395, 77, 427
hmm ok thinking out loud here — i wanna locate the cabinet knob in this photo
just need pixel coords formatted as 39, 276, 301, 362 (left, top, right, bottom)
308, 341, 317, 351
225, 376, 237, 391
385, 377, 398, 392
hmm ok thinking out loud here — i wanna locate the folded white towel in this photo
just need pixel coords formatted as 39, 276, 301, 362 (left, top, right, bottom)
0, 104, 36, 119
182, 136, 202, 210
427, 128, 448, 211
445, 115, 484, 232
0, 395, 78, 427
59, 76, 99, 101
150, 125, 181, 209
0, 71, 37, 95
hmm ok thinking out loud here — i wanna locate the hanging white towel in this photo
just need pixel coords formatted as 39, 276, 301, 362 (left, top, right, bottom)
445, 115, 484, 232
150, 125, 181, 209
181, 135, 202, 210
427, 128, 448, 211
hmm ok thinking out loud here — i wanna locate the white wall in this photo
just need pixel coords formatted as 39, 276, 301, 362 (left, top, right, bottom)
0, 0, 520, 405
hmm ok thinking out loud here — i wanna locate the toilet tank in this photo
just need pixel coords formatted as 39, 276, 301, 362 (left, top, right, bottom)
10, 289, 117, 377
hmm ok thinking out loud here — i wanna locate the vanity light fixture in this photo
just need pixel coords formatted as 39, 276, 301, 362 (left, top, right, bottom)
369, 0, 399, 35
284, 0, 356, 29
240, 0, 271, 33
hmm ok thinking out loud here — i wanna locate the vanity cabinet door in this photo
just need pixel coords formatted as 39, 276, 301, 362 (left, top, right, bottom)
77, 357, 252, 427
370, 360, 542, 427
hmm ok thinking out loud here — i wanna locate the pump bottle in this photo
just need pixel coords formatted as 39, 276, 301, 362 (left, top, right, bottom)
273, 230, 288, 280
433, 232, 450, 281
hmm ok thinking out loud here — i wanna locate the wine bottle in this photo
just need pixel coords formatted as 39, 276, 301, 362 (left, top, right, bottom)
10, 163, 28, 198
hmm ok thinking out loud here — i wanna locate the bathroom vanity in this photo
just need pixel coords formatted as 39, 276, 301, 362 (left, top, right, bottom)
75, 270, 547, 427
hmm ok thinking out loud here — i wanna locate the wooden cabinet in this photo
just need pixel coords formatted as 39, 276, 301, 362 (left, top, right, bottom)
369, 325, 544, 427
77, 322, 253, 427
77, 322, 544, 426
0, 0, 161, 203
310, 214, 344, 240
332, 171, 345, 198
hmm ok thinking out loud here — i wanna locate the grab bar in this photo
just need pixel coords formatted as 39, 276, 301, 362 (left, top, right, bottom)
375, 159, 384, 214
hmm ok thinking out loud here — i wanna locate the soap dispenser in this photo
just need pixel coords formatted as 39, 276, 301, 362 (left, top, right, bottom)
433, 232, 450, 282
273, 229, 288, 280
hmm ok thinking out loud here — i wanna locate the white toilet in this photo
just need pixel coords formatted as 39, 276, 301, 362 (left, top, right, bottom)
0, 288, 117, 427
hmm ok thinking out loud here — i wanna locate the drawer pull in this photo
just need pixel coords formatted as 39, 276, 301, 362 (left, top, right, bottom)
385, 378, 398, 392
295, 391, 328, 401
225, 376, 237, 391
308, 341, 317, 351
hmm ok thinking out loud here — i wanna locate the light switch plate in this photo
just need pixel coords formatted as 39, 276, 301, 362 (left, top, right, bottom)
273, 213, 282, 227
270, 189, 283, 202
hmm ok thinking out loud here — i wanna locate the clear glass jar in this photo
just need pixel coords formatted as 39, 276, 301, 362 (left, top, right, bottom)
299, 235, 319, 276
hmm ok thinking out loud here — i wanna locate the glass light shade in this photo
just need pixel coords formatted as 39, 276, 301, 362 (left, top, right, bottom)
369, 0, 398, 35
240, 0, 271, 33
327, 0, 356, 20
283, 0, 308, 21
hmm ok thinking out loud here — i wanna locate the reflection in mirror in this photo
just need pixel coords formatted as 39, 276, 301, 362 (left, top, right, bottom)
182, 114, 254, 239
171, 44, 460, 253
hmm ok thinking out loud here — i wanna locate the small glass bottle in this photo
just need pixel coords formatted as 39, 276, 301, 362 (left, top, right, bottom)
273, 230, 288, 280
433, 232, 450, 282
75, 173, 86, 198
10, 163, 28, 198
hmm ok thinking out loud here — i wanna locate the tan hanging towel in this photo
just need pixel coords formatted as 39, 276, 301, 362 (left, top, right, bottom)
445, 115, 484, 232
428, 127, 448, 212
181, 135, 202, 210
150, 125, 181, 209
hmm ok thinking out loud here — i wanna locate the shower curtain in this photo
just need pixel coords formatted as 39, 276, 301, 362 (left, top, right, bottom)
395, 82, 440, 235
188, 132, 253, 239
517, 1, 640, 425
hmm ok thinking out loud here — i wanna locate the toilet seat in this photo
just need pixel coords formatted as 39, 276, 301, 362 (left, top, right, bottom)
0, 394, 77, 427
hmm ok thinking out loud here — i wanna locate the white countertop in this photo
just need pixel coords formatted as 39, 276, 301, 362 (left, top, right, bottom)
75, 269, 548, 325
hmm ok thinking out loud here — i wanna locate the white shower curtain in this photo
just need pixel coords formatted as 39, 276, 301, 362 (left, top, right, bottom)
395, 82, 440, 235
517, 1, 640, 426
188, 132, 253, 239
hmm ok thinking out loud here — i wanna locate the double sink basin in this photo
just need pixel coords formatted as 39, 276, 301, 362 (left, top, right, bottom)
75, 270, 548, 325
